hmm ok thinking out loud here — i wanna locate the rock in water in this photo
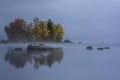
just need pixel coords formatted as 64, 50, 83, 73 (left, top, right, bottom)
97, 47, 104, 50
104, 47, 110, 49
64, 39, 72, 43
86, 46, 93, 50
27, 42, 57, 51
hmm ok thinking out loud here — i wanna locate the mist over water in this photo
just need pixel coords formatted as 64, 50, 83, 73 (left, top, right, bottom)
0, 1, 120, 80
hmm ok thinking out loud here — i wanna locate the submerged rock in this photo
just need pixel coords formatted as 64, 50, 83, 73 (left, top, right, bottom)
78, 41, 82, 44
86, 46, 93, 50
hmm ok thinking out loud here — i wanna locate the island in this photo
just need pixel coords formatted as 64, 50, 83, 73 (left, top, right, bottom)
4, 17, 64, 42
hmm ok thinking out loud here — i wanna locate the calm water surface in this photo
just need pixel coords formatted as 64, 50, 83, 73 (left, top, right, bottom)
0, 43, 120, 80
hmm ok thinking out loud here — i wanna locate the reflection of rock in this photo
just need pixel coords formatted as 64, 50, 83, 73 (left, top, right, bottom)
86, 46, 93, 50
0, 40, 8, 43
5, 47, 64, 69
14, 48, 22, 51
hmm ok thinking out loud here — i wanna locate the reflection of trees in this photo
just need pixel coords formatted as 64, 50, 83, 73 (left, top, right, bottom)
32, 49, 64, 69
5, 49, 27, 68
5, 48, 64, 69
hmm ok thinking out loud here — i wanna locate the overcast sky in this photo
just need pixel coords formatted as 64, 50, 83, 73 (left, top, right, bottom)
0, 0, 120, 43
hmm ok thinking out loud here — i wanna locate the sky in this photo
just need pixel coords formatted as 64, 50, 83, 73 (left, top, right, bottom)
0, 0, 120, 43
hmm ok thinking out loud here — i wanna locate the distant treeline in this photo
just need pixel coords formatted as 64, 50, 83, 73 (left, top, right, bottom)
4, 17, 64, 42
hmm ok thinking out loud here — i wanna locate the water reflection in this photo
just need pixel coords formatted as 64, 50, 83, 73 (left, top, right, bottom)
5, 47, 64, 69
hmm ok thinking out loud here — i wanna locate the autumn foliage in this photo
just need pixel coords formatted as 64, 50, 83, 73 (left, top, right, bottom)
4, 17, 64, 42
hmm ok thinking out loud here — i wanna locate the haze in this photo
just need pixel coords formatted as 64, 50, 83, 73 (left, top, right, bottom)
0, 0, 120, 43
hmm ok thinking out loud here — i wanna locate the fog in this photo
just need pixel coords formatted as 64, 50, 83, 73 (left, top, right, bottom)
0, 0, 120, 43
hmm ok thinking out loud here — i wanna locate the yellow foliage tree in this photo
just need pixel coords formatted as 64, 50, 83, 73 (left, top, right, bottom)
56, 24, 64, 41
33, 18, 64, 41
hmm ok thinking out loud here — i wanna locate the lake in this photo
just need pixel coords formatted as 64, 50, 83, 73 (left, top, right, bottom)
0, 43, 120, 80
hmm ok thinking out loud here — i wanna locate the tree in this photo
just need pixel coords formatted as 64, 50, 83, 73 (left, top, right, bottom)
47, 19, 54, 40
33, 21, 50, 41
4, 26, 11, 40
33, 17, 39, 25
4, 18, 26, 40
50, 24, 64, 42
4, 18, 32, 41
56, 24, 64, 41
